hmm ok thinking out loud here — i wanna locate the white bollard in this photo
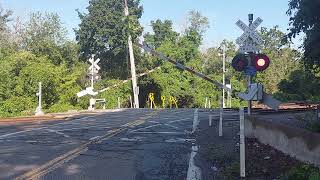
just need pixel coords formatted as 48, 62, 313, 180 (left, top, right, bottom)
240, 107, 246, 177
35, 82, 44, 116
118, 97, 121, 109
129, 96, 133, 108
209, 115, 212, 127
219, 98, 223, 137
205, 97, 208, 108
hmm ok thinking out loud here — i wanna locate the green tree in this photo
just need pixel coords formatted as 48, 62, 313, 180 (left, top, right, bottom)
76, 0, 143, 79
255, 26, 301, 94
0, 6, 12, 32
186, 10, 209, 37
17, 12, 76, 66
287, 0, 320, 71
0, 6, 13, 49
144, 20, 179, 49
277, 69, 320, 101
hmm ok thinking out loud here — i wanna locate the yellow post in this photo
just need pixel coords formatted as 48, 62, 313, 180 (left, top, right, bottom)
148, 93, 156, 109
161, 96, 166, 108
169, 96, 178, 108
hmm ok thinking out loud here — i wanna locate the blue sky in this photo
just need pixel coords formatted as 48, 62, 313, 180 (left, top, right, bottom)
1, 0, 302, 48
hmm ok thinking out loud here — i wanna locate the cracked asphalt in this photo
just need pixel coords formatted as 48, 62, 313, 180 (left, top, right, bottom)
0, 109, 197, 180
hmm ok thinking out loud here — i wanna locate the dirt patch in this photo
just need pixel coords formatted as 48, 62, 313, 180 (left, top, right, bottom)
195, 111, 309, 180
242, 138, 301, 179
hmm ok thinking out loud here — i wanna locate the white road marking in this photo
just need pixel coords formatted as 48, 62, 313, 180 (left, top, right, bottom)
46, 129, 70, 138
56, 125, 111, 131
0, 128, 45, 139
0, 114, 105, 139
187, 146, 201, 180
130, 132, 186, 135
187, 109, 201, 180
120, 137, 143, 142
163, 123, 180, 130
148, 121, 160, 124
129, 124, 161, 133
167, 118, 192, 124
165, 138, 196, 143
192, 109, 199, 133
89, 136, 100, 141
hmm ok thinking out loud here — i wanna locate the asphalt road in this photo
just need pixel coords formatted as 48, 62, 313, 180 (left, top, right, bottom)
0, 109, 198, 180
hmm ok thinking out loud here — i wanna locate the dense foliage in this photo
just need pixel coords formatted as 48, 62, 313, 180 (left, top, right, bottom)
287, 0, 320, 71
0, 12, 88, 117
0, 0, 315, 117
76, 0, 143, 79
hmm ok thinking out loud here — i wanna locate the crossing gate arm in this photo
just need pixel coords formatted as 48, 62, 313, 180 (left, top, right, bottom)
135, 42, 233, 93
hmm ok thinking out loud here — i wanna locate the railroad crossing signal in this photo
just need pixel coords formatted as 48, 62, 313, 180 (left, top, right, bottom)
231, 54, 248, 72
135, 41, 280, 110
76, 55, 101, 110
252, 54, 270, 71
236, 17, 263, 53
77, 87, 98, 98
231, 53, 270, 73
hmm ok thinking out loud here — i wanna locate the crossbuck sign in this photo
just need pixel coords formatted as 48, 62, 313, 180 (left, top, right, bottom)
88, 56, 101, 75
236, 17, 263, 53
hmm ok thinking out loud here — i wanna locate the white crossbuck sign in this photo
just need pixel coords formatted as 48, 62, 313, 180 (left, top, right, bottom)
88, 56, 101, 74
236, 17, 263, 53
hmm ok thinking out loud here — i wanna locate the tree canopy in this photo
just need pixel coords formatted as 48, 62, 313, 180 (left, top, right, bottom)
0, 1, 316, 117
75, 0, 143, 79
287, 0, 320, 71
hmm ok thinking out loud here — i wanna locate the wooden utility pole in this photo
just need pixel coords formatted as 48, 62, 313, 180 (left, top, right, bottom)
124, 0, 139, 108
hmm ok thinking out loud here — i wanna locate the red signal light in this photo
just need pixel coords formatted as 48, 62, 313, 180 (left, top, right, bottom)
252, 54, 270, 71
232, 54, 248, 72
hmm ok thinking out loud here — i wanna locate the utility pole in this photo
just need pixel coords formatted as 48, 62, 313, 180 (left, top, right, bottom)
219, 45, 226, 108
124, 0, 139, 108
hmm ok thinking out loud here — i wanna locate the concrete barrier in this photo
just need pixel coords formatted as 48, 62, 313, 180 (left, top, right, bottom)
245, 116, 320, 167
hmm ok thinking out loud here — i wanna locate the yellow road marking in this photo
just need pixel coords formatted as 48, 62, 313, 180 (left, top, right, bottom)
15, 110, 160, 180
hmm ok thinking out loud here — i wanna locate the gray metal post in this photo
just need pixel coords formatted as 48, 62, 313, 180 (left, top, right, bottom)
219, 98, 223, 137
317, 105, 320, 122
240, 106, 246, 177
247, 14, 254, 116
222, 46, 226, 108
124, 0, 139, 108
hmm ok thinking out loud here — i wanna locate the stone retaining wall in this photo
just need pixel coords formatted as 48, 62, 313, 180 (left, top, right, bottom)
245, 116, 320, 167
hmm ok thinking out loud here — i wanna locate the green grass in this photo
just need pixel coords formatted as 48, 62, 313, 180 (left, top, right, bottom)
281, 164, 320, 180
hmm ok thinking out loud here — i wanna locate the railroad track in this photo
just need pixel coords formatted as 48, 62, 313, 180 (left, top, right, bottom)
200, 106, 317, 114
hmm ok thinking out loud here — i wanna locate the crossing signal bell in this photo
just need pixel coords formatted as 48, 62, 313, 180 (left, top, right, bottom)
232, 53, 270, 72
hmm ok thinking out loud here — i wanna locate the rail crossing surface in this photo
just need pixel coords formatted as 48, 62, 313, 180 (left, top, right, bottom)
0, 109, 242, 180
